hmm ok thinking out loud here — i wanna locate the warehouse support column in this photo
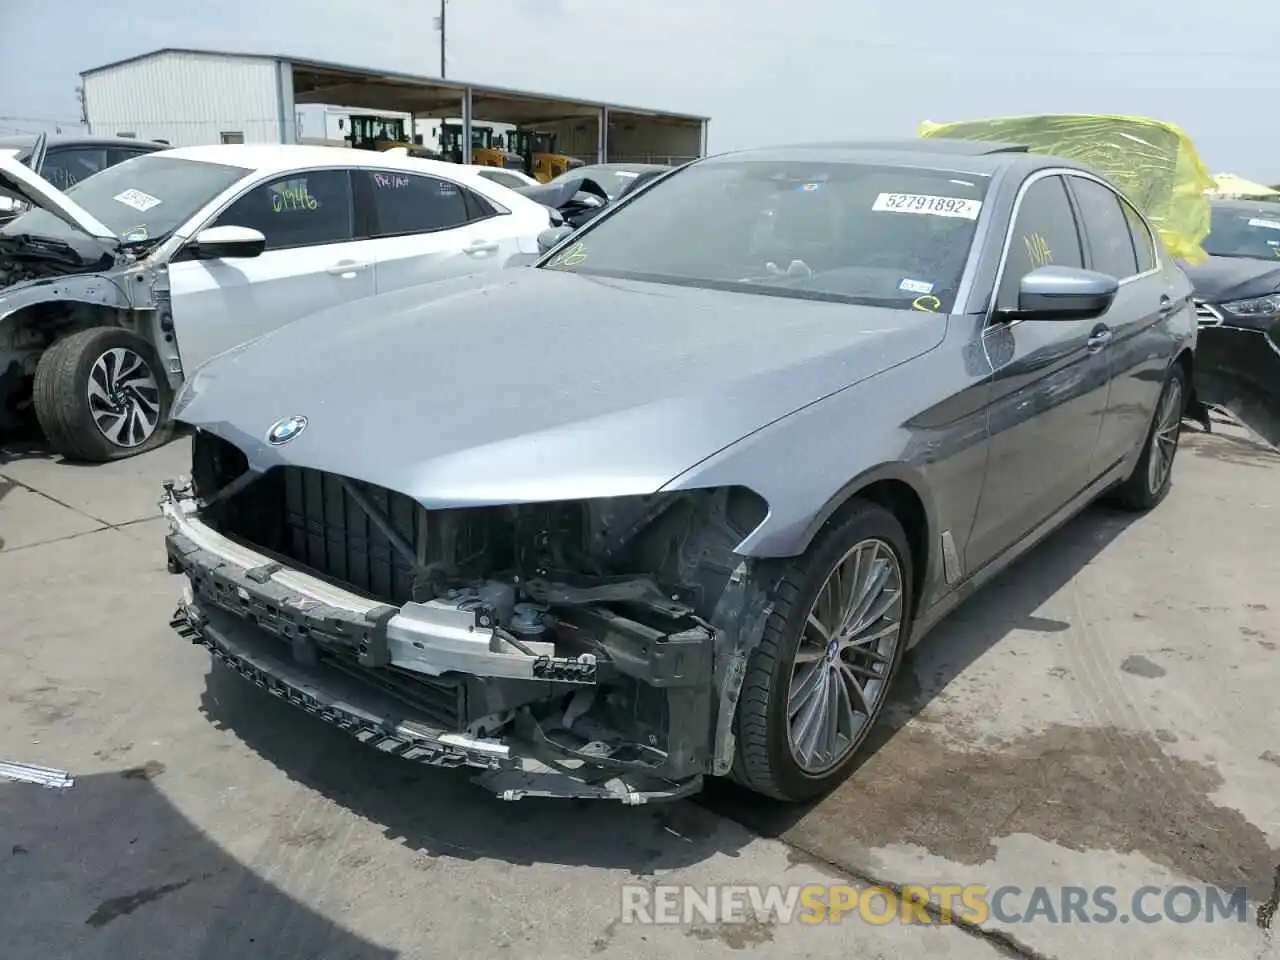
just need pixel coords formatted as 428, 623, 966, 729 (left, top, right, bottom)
461, 87, 473, 164
597, 106, 609, 163
275, 60, 298, 143
700, 120, 708, 158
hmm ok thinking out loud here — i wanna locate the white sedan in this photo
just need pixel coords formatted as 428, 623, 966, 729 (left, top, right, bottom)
0, 144, 553, 459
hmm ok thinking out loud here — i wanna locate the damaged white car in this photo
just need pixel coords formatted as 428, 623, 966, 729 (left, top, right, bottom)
0, 145, 552, 460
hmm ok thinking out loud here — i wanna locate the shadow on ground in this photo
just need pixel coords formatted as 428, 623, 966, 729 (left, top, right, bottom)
0, 771, 394, 960
200, 665, 746, 876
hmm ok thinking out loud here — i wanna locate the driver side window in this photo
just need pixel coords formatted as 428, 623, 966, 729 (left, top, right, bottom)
997, 176, 1085, 311
210, 169, 355, 252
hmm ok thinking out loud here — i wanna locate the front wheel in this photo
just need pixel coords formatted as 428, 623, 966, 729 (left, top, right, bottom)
1109, 361, 1187, 512
33, 327, 173, 462
732, 500, 913, 802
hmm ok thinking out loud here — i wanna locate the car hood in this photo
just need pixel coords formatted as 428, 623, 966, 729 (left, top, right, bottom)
0, 152, 115, 241
176, 269, 946, 507
1181, 254, 1280, 303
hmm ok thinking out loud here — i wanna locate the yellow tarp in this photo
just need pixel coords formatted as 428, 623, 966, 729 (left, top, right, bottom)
919, 114, 1215, 263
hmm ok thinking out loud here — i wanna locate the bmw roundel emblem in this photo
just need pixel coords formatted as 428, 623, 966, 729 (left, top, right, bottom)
266, 415, 308, 445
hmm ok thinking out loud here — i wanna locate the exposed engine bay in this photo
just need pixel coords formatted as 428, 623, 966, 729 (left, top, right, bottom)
164, 429, 775, 802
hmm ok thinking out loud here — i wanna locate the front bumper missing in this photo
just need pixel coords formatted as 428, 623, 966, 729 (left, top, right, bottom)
162, 491, 703, 804
1195, 321, 1280, 448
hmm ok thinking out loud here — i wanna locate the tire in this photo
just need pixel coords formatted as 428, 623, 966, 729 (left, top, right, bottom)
33, 327, 174, 463
1109, 362, 1187, 512
732, 499, 914, 802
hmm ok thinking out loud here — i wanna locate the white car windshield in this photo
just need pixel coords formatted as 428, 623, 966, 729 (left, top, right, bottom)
0, 153, 251, 245
540, 160, 990, 312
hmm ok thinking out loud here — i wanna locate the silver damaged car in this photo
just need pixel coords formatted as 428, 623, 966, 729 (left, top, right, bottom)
163, 139, 1198, 803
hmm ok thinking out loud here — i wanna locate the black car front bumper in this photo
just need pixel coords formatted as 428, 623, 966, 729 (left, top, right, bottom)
1193, 306, 1280, 447
163, 492, 706, 804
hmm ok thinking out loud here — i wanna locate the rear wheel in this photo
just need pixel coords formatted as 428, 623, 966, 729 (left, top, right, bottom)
732, 500, 913, 801
33, 327, 173, 462
1110, 362, 1186, 511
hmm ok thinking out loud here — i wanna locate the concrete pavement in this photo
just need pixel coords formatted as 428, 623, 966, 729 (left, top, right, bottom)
0, 424, 1276, 959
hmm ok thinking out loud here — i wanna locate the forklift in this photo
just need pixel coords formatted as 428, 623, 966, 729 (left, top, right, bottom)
504, 129, 584, 182
438, 123, 524, 169
346, 115, 440, 159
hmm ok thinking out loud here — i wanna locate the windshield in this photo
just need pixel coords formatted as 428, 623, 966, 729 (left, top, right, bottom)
540, 160, 989, 310
0, 153, 251, 244
1202, 203, 1280, 260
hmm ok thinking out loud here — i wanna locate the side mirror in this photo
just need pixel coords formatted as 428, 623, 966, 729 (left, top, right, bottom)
191, 225, 266, 260
1012, 265, 1119, 320
536, 225, 574, 255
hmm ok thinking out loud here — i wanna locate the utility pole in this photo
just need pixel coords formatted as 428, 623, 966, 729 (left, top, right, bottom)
437, 0, 447, 78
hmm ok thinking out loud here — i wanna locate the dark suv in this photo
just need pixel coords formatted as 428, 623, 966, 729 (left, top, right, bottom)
0, 134, 167, 223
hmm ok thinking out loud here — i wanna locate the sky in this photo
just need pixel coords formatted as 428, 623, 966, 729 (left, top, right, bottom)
1, 0, 1274, 177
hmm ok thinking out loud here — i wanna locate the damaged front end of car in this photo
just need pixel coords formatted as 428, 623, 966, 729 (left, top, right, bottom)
1192, 299, 1280, 448
163, 428, 776, 803
0, 149, 177, 430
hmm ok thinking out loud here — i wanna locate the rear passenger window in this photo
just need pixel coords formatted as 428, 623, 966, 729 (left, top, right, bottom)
1070, 177, 1139, 279
360, 171, 472, 237
1120, 199, 1157, 273
998, 176, 1084, 311
214, 169, 354, 250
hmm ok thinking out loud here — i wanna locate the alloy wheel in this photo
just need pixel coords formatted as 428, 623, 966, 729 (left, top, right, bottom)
87, 347, 162, 448
1146, 378, 1183, 495
786, 538, 905, 774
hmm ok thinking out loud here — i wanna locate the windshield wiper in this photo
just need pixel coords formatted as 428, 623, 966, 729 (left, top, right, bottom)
0, 232, 85, 263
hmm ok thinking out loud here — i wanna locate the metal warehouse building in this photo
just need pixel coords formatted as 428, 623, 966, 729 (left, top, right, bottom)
79, 47, 709, 165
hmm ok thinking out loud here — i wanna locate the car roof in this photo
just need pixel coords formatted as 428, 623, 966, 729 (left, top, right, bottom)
700, 139, 1085, 178
157, 143, 494, 181
1210, 197, 1280, 213
0, 133, 168, 152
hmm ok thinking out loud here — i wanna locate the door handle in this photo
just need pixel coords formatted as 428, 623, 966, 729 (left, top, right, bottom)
325, 260, 371, 278
1086, 327, 1112, 352
1158, 294, 1179, 319
464, 240, 499, 255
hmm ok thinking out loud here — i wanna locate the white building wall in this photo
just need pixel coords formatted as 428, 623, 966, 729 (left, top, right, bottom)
82, 51, 282, 148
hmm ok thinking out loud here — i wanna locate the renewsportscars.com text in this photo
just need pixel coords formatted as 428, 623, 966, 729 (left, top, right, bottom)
620, 883, 1252, 926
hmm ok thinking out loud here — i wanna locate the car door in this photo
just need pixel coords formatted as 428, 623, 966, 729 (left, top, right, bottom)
167, 168, 375, 372
354, 169, 524, 294
1066, 174, 1181, 473
966, 173, 1114, 572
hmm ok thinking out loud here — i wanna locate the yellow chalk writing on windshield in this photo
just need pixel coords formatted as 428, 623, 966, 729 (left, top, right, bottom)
912, 295, 942, 313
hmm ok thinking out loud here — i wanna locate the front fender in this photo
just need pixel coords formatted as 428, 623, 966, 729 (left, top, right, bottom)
0, 263, 180, 390
0, 271, 133, 324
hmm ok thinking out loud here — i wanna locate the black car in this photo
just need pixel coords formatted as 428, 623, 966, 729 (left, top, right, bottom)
515, 162, 674, 230
1180, 198, 1280, 445
0, 133, 167, 224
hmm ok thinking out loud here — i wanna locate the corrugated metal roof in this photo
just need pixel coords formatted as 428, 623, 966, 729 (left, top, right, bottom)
80, 47, 710, 122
